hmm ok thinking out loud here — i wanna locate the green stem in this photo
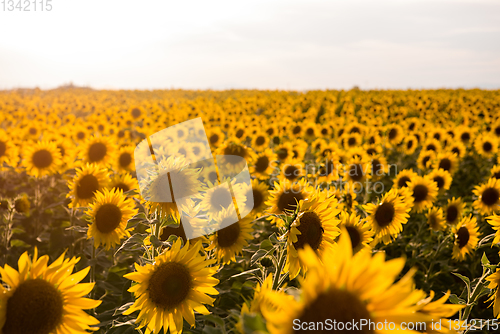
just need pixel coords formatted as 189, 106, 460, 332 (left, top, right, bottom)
272, 242, 286, 290
426, 234, 452, 283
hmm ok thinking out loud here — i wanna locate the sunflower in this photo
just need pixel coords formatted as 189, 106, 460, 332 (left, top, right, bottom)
474, 134, 498, 158
262, 232, 432, 334
206, 127, 225, 148
417, 150, 436, 171
206, 207, 254, 264
315, 153, 340, 184
284, 191, 341, 279
451, 215, 480, 261
340, 132, 363, 150
486, 214, 500, 246
265, 179, 313, 227
274, 142, 294, 163
215, 141, 256, 174
142, 156, 202, 219
486, 269, 500, 318
456, 125, 474, 145
251, 131, 270, 151
338, 211, 374, 253
370, 154, 389, 180
363, 188, 411, 244
236, 274, 285, 333
124, 239, 219, 334
422, 138, 442, 153
279, 159, 305, 183
449, 141, 467, 159
240, 179, 269, 219
67, 163, 109, 208
115, 145, 135, 172
427, 168, 452, 193
343, 156, 371, 189
407, 176, 439, 213
473, 178, 500, 215
0, 248, 101, 334
86, 188, 138, 250
394, 169, 418, 189
198, 179, 247, 220
250, 148, 277, 180
444, 197, 464, 225
72, 124, 90, 143
385, 123, 404, 146
22, 140, 62, 177
80, 135, 116, 167
426, 207, 446, 231
402, 134, 418, 155
433, 152, 459, 175
491, 165, 500, 180
109, 172, 138, 194
0, 131, 19, 168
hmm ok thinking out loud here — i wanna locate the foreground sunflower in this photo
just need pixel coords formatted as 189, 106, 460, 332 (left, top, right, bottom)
284, 191, 341, 279
86, 187, 138, 250
473, 178, 500, 215
486, 269, 500, 318
262, 232, 437, 334
451, 215, 480, 261
363, 188, 411, 244
0, 248, 101, 334
124, 239, 219, 334
22, 140, 62, 177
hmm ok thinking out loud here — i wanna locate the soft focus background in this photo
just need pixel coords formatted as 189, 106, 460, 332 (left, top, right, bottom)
1, 0, 500, 90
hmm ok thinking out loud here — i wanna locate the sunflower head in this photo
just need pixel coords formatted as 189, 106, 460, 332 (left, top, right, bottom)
124, 239, 219, 334
0, 248, 101, 334
363, 188, 411, 245
452, 215, 480, 261
473, 178, 500, 215
22, 140, 62, 177
86, 187, 138, 250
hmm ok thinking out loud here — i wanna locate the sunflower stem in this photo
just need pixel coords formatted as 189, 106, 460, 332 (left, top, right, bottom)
272, 242, 286, 290
91, 245, 96, 299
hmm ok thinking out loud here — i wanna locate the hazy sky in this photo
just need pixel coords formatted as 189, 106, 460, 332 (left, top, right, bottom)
1, 0, 499, 90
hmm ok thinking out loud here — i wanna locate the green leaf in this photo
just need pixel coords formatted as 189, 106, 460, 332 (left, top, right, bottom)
203, 314, 225, 327
114, 233, 147, 256
449, 294, 466, 304
242, 312, 269, 334
482, 252, 490, 266
251, 249, 269, 264
259, 238, 273, 251
452, 272, 471, 298
10, 239, 30, 248
11, 227, 25, 234
230, 268, 261, 279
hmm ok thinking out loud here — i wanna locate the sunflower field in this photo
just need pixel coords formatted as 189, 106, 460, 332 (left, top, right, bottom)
1, 88, 500, 334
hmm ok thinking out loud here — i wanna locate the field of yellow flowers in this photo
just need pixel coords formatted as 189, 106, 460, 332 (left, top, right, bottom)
1, 87, 500, 334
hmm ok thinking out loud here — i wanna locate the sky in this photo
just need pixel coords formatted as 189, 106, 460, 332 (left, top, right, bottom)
1, 0, 499, 90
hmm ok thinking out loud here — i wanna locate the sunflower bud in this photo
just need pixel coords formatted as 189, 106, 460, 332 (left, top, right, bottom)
14, 196, 31, 214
